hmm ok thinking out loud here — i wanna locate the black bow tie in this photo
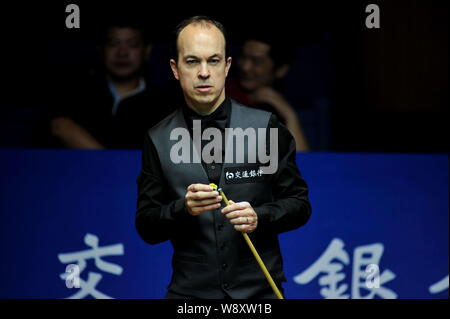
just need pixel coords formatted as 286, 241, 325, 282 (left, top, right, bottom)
189, 106, 228, 131
200, 115, 227, 131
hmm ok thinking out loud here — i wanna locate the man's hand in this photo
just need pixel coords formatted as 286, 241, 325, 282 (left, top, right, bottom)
249, 87, 289, 113
250, 87, 310, 152
185, 184, 222, 216
221, 200, 258, 233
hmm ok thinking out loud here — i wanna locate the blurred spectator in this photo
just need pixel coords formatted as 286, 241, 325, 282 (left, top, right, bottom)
227, 36, 310, 151
50, 19, 174, 149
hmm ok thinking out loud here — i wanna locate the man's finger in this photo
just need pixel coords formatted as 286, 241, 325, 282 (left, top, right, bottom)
221, 201, 250, 214
229, 215, 255, 225
186, 191, 219, 201
191, 202, 222, 214
224, 209, 255, 221
187, 196, 222, 207
234, 224, 256, 233
187, 184, 214, 192
221, 203, 242, 214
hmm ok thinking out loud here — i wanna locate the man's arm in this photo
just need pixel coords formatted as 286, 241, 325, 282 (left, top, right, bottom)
253, 114, 312, 234
135, 134, 187, 245
135, 134, 222, 245
51, 116, 105, 149
250, 87, 310, 152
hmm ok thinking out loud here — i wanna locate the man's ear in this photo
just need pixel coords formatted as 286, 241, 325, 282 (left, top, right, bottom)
275, 64, 290, 79
170, 59, 180, 80
225, 57, 232, 77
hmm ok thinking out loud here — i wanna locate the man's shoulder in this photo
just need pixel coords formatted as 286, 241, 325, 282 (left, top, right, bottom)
230, 99, 273, 117
230, 99, 274, 126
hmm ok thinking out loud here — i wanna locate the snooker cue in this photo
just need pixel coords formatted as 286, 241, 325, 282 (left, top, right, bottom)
210, 183, 284, 299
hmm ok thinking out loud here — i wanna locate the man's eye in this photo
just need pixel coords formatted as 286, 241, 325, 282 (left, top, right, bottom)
252, 57, 263, 65
128, 41, 142, 48
209, 59, 220, 64
186, 60, 198, 65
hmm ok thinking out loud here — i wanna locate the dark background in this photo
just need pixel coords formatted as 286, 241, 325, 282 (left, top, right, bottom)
2, 0, 448, 153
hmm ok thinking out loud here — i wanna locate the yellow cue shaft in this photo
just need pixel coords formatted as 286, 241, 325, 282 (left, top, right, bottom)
210, 183, 284, 299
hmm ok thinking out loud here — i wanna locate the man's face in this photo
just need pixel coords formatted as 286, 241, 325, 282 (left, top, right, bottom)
238, 40, 275, 91
170, 23, 232, 114
103, 27, 149, 80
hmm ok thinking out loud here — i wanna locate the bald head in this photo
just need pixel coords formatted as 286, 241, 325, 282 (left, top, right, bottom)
174, 16, 228, 61
176, 23, 226, 62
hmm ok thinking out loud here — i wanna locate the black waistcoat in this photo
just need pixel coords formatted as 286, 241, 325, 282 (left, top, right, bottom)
148, 100, 286, 298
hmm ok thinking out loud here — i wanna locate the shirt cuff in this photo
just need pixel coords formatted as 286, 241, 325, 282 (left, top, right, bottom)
254, 205, 271, 226
171, 197, 189, 220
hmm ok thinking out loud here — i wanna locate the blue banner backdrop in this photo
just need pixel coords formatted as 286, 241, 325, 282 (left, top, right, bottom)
0, 149, 448, 299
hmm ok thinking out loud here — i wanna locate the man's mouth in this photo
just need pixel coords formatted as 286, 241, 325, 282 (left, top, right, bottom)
113, 61, 132, 68
195, 85, 213, 92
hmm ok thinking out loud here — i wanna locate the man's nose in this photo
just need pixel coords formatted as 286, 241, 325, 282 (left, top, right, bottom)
198, 63, 210, 79
117, 44, 130, 57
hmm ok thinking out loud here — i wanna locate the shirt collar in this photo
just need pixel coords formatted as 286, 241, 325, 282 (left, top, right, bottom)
182, 97, 231, 131
107, 77, 146, 115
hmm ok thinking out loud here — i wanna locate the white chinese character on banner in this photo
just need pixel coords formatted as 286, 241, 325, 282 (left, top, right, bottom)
293, 238, 397, 299
429, 275, 449, 294
352, 243, 397, 299
249, 170, 257, 177
58, 233, 124, 299
235, 171, 241, 179
242, 170, 249, 178
294, 238, 350, 298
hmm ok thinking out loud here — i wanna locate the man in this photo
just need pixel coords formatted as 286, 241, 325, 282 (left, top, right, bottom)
51, 19, 173, 149
136, 16, 311, 299
227, 36, 310, 151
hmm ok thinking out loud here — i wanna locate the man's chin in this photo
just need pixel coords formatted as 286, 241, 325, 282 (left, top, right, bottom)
193, 94, 216, 104
187, 95, 222, 112
108, 69, 140, 81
